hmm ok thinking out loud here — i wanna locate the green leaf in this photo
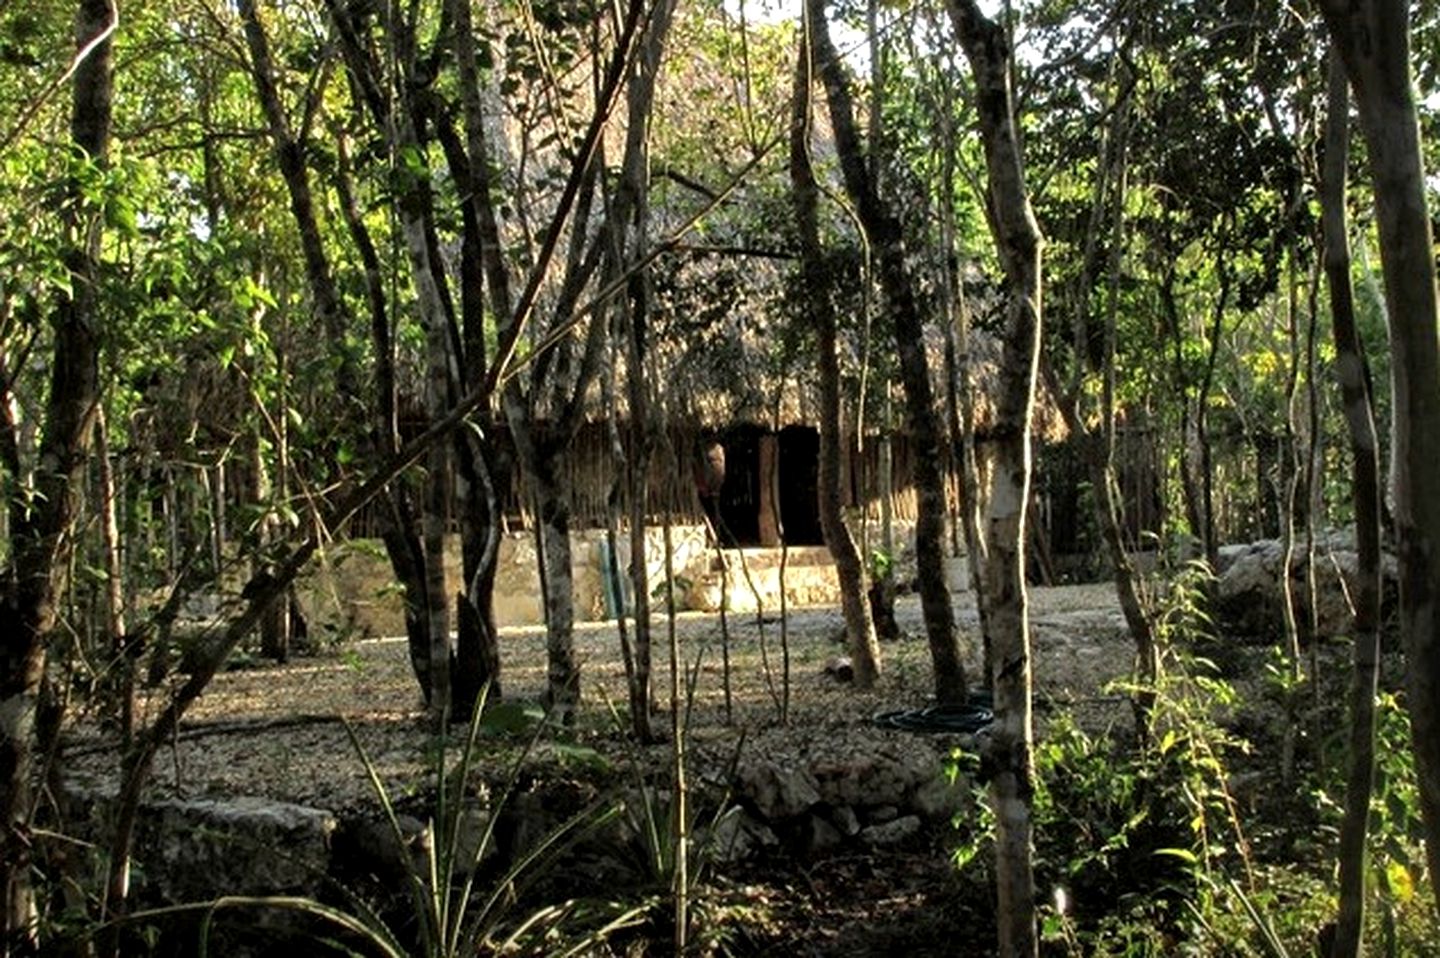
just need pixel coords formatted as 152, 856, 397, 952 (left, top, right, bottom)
1384, 860, 1415, 904
478, 701, 545, 735
549, 742, 610, 772
1153, 846, 1199, 864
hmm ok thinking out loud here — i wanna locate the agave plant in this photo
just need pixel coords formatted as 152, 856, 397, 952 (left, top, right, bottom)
113, 687, 651, 956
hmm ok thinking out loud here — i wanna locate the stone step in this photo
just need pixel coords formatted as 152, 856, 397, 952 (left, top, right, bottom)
687, 561, 841, 613
707, 545, 834, 572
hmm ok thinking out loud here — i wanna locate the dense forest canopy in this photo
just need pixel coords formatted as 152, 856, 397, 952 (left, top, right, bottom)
2, 0, 1440, 955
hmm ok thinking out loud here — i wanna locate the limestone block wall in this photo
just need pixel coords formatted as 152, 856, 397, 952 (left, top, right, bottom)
295, 526, 713, 639
290, 520, 962, 639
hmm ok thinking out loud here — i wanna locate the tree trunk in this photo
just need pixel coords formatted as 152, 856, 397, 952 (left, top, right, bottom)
791, 18, 882, 687
1279, 255, 1306, 784
1322, 0, 1440, 913
625, 395, 655, 739
937, 81, 992, 673
333, 133, 437, 700
809, 0, 967, 704
534, 463, 580, 717
454, 437, 502, 716
447, 0, 509, 714
254, 429, 289, 664
390, 83, 456, 727
95, 408, 133, 745
1, 1, 112, 947
948, 2, 1043, 954
1046, 59, 1161, 740
478, 0, 669, 723
237, 0, 359, 405
1319, 49, 1384, 958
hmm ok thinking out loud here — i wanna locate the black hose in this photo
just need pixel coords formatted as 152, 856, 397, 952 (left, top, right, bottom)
872, 699, 993, 734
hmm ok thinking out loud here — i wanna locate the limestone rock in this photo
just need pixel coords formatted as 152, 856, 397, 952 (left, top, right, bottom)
737, 759, 822, 819
137, 796, 336, 901
802, 813, 845, 855
868, 805, 900, 824
808, 744, 939, 809
1214, 534, 1397, 639
340, 813, 429, 882
452, 805, 497, 873
912, 776, 965, 821
830, 804, 861, 837
860, 814, 922, 847
706, 807, 779, 864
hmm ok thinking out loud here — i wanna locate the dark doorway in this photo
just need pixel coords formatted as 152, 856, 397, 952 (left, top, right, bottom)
715, 425, 762, 546
777, 425, 823, 546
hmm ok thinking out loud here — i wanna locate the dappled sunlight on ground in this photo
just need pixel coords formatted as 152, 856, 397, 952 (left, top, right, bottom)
61, 584, 1129, 813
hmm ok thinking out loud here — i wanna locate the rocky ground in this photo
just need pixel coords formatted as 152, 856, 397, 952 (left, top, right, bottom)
65, 584, 1132, 807
61, 583, 1141, 955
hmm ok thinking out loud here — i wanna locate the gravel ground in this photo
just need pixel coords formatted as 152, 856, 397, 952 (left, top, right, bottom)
62, 583, 1132, 810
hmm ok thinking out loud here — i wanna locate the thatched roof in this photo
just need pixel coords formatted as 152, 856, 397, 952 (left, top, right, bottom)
526, 246, 1063, 443
643, 287, 1065, 443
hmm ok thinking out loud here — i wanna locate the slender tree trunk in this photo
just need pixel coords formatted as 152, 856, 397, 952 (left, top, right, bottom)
420, 384, 452, 728
809, 0, 967, 703
389, 80, 456, 726
1321, 51, 1384, 958
1, 1, 112, 947
1195, 264, 1229, 569
480, 0, 669, 722
1091, 72, 1160, 738
1050, 86, 1160, 739
1322, 0, 1440, 910
254, 424, 289, 663
936, 73, 992, 671
605, 0, 679, 739
454, 452, 501, 715
624, 286, 655, 739
662, 482, 689, 951
533, 462, 580, 718
791, 19, 882, 687
1280, 255, 1305, 784
95, 408, 133, 745
237, 0, 357, 406
1047, 60, 1163, 736
447, 0, 507, 713
1159, 273, 1206, 551
948, 2, 1043, 953
334, 134, 435, 697
872, 395, 902, 641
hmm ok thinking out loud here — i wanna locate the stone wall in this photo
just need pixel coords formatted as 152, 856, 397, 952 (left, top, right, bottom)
295, 526, 712, 639
290, 519, 962, 639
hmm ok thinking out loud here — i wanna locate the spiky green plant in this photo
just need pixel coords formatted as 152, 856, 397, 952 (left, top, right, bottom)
113, 688, 651, 956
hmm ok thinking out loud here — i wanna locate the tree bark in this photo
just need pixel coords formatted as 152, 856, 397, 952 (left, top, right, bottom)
809, 0, 968, 704
936, 70, 992, 673
947, 2, 1043, 954
1319, 49, 1384, 958
478, 0, 664, 723
791, 16, 882, 687
333, 133, 436, 700
446, 0, 507, 714
1047, 61, 1159, 742
1321, 0, 1440, 915
0, 1, 112, 948
94, 407, 133, 745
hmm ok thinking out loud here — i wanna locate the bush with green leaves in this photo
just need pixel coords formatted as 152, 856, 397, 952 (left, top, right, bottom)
951, 558, 1260, 953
